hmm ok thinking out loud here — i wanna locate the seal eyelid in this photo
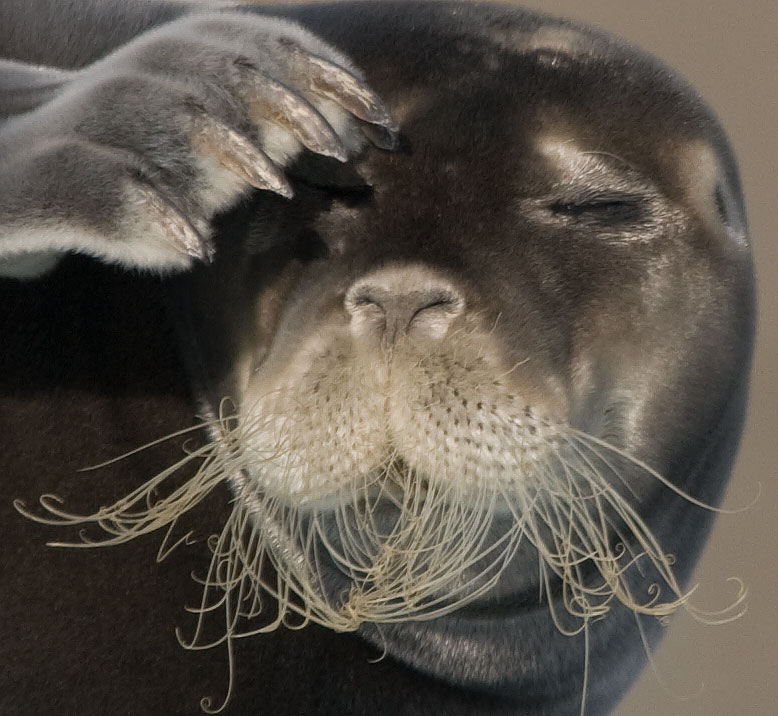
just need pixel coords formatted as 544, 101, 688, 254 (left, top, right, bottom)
550, 193, 644, 223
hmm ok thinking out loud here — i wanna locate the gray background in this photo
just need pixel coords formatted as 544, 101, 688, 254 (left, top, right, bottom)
513, 2, 776, 714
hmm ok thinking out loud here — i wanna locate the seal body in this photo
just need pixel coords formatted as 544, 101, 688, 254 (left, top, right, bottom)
0, 2, 754, 715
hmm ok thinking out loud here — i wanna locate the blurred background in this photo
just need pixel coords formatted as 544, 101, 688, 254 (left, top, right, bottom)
514, 2, 776, 714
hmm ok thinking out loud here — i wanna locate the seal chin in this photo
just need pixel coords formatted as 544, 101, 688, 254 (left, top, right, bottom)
228, 452, 534, 628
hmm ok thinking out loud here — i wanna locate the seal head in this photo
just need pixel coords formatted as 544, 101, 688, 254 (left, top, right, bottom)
170, 4, 753, 710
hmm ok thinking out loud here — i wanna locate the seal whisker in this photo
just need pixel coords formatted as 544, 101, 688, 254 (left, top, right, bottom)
567, 429, 752, 513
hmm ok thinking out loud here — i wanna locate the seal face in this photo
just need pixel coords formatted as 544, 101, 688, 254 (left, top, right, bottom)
10, 2, 754, 714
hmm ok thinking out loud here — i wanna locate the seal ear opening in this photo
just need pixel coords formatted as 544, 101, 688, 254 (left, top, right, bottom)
713, 178, 748, 245
677, 141, 748, 247
714, 178, 751, 250
714, 184, 731, 226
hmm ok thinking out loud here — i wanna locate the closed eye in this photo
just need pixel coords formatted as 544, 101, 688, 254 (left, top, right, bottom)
550, 196, 643, 223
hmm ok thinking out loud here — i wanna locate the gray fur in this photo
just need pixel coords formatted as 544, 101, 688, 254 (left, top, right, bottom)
0, 4, 392, 276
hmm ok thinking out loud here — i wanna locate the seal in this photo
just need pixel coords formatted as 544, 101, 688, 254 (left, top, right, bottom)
0, 2, 754, 715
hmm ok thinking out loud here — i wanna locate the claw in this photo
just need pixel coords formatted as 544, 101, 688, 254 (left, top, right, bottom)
135, 184, 214, 262
241, 74, 348, 162
291, 50, 399, 131
192, 118, 294, 198
360, 122, 401, 151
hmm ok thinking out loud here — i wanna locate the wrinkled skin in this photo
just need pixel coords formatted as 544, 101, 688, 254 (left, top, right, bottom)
0, 2, 754, 715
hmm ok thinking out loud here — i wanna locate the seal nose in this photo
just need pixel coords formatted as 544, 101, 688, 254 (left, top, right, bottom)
344, 266, 465, 346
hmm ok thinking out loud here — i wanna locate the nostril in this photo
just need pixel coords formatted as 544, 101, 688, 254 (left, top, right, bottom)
407, 290, 465, 340
344, 286, 464, 318
344, 266, 466, 343
344, 286, 386, 315
414, 290, 465, 316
